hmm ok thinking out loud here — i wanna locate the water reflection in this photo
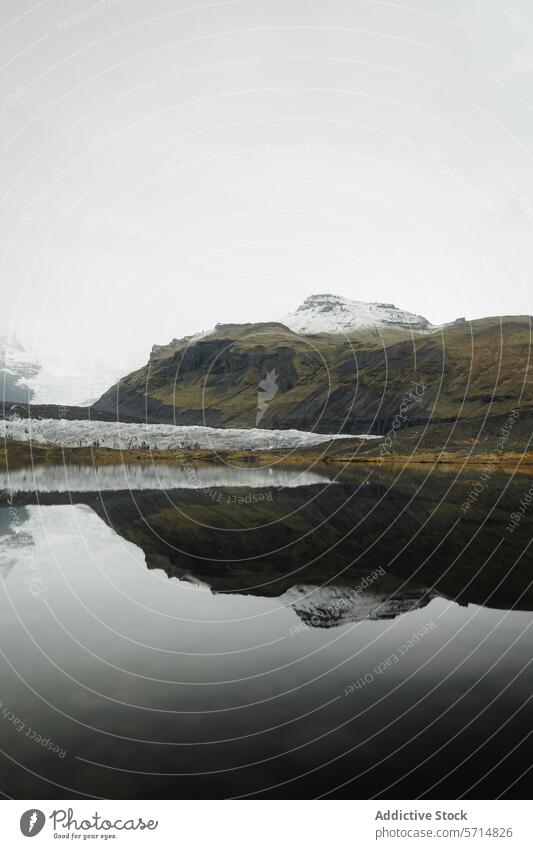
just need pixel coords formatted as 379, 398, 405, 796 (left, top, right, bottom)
0, 462, 332, 495
0, 462, 532, 798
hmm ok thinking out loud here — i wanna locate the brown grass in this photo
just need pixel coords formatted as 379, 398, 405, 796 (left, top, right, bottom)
2, 439, 532, 473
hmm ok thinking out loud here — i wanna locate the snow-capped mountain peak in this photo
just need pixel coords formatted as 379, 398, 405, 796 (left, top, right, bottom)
282, 293, 436, 335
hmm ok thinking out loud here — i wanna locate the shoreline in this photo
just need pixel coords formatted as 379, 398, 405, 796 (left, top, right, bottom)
2, 439, 533, 472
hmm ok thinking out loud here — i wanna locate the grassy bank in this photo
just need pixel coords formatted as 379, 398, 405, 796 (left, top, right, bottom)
2, 436, 532, 471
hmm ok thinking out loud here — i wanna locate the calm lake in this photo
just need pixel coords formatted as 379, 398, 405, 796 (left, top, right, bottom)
0, 461, 532, 798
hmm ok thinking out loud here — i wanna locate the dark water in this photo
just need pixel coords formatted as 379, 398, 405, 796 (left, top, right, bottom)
0, 461, 532, 799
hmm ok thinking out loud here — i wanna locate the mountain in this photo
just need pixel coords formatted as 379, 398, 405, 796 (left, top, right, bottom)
282, 293, 438, 335
9, 466, 532, 617
0, 331, 39, 404
93, 303, 532, 445
1, 330, 122, 407
20, 348, 122, 407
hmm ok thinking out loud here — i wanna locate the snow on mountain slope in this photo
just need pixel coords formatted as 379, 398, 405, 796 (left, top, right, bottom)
3, 294, 440, 407
0, 417, 376, 450
0, 332, 40, 403
282, 293, 437, 335
0, 330, 122, 406
18, 349, 122, 407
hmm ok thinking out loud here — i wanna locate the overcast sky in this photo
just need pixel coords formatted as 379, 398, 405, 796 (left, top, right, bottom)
1, 0, 533, 373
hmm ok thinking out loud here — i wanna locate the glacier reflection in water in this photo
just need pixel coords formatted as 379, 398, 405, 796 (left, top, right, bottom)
0, 462, 332, 496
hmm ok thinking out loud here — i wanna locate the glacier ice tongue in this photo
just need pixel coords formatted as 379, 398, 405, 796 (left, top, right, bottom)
0, 417, 377, 451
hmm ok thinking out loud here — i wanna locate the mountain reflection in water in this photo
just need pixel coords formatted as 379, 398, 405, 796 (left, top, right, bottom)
0, 462, 532, 799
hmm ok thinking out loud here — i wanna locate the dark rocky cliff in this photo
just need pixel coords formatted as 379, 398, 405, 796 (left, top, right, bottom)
93, 316, 533, 436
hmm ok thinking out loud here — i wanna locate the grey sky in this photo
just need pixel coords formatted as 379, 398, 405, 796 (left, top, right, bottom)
1, 0, 532, 374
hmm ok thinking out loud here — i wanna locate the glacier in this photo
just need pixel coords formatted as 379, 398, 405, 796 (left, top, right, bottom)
0, 417, 377, 451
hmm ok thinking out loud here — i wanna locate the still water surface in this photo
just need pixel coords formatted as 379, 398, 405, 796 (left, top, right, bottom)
0, 462, 531, 798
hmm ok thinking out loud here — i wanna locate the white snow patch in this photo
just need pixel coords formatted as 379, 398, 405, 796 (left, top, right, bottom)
282, 293, 438, 335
